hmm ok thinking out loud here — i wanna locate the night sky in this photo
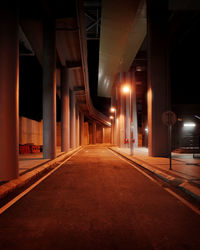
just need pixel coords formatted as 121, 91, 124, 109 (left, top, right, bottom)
171, 12, 200, 105
19, 56, 43, 121
87, 40, 111, 116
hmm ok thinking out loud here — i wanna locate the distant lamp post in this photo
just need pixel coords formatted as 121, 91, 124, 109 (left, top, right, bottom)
110, 107, 116, 145
122, 85, 133, 156
110, 107, 116, 113
122, 85, 130, 94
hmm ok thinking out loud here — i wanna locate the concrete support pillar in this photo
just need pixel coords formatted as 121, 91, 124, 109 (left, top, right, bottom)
76, 106, 80, 147
43, 17, 56, 159
0, 4, 19, 181
147, 0, 170, 157
111, 96, 117, 145
116, 86, 120, 146
114, 113, 117, 145
110, 97, 114, 144
126, 90, 130, 148
111, 120, 114, 144
70, 90, 76, 149
80, 112, 84, 146
61, 66, 70, 152
92, 121, 96, 144
131, 70, 138, 147
119, 73, 125, 148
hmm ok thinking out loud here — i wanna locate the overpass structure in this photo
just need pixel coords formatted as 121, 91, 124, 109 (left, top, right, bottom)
0, 0, 200, 181
98, 0, 200, 157
0, 0, 111, 181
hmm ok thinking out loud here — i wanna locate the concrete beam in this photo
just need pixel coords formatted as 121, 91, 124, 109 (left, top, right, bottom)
66, 61, 82, 70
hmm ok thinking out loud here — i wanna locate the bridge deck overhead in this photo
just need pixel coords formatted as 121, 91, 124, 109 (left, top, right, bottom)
1, 0, 200, 180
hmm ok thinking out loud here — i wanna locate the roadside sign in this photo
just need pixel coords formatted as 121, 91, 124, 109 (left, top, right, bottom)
162, 111, 177, 170
162, 111, 177, 126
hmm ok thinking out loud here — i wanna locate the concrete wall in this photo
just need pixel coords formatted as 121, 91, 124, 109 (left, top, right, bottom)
96, 125, 103, 143
103, 127, 111, 143
19, 117, 43, 145
89, 123, 93, 144
19, 117, 110, 147
57, 122, 61, 146
83, 122, 89, 145
138, 133, 143, 147
19, 116, 61, 146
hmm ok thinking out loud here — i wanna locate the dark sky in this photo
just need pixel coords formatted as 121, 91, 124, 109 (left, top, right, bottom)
87, 40, 111, 116
171, 12, 200, 105
19, 56, 43, 121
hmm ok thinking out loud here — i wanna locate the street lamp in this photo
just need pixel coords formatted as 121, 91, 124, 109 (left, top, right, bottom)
122, 85, 133, 156
122, 86, 130, 93
110, 107, 116, 113
110, 107, 116, 145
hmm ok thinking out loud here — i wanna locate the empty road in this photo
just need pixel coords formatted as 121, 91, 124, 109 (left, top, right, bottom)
0, 145, 200, 249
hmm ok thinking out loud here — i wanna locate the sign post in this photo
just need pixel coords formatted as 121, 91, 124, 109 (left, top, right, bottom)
162, 111, 177, 170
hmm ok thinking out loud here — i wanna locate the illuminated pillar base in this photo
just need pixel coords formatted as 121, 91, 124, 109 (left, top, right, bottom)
43, 17, 56, 159
0, 4, 19, 181
80, 112, 84, 146
147, 0, 170, 157
61, 66, 70, 152
70, 90, 76, 149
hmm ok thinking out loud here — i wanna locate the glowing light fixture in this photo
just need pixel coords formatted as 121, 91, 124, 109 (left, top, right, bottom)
183, 123, 196, 127
110, 107, 116, 113
122, 85, 130, 93
110, 116, 114, 120
145, 128, 148, 133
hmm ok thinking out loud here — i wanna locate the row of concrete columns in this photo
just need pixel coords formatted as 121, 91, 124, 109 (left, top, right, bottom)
112, 0, 170, 157
42, 16, 84, 159
0, 10, 85, 181
111, 70, 138, 149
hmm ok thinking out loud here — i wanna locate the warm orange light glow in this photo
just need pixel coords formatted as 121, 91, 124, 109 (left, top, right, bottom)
110, 116, 114, 120
122, 85, 130, 93
110, 107, 116, 112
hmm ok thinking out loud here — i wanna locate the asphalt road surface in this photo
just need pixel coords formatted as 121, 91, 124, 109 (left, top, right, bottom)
0, 145, 200, 250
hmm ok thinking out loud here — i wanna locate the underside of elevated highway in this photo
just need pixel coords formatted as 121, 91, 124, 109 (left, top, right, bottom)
1, 1, 200, 249
0, 0, 112, 181
1, 0, 200, 182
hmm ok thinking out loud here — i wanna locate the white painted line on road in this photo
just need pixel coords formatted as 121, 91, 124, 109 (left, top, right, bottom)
164, 188, 200, 216
108, 148, 200, 216
108, 148, 157, 183
0, 148, 82, 215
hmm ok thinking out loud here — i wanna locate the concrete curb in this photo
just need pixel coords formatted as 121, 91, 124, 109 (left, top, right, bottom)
0, 147, 82, 200
109, 147, 200, 202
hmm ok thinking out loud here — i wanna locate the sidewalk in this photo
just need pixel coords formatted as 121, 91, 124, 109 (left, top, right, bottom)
109, 146, 200, 201
0, 147, 82, 200
18, 147, 64, 175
